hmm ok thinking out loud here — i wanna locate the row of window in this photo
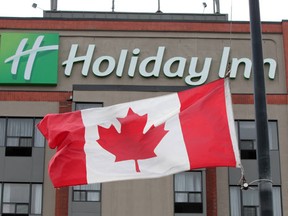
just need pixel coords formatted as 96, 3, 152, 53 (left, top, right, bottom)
0, 118, 45, 148
72, 101, 282, 215
71, 173, 283, 215
70, 171, 204, 213
0, 104, 282, 215
0, 116, 278, 159
0, 180, 281, 216
73, 184, 101, 202
0, 118, 44, 214
0, 174, 202, 215
0, 117, 45, 157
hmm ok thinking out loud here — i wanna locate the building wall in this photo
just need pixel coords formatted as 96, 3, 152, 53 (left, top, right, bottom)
0, 18, 287, 216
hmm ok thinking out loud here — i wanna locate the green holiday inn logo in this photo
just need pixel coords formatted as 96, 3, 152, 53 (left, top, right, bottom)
0, 32, 59, 85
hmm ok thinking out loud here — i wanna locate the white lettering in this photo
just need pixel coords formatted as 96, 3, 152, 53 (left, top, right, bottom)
62, 44, 95, 76
163, 57, 186, 77
128, 48, 140, 77
139, 46, 165, 77
264, 58, 277, 79
116, 49, 128, 77
62, 45, 277, 86
230, 58, 252, 79
219, 47, 230, 78
185, 57, 212, 86
92, 56, 115, 77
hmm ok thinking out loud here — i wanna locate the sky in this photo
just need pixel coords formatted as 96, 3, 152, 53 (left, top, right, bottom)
0, 0, 287, 22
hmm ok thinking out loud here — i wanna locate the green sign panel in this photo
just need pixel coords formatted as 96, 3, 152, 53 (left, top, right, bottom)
0, 32, 59, 85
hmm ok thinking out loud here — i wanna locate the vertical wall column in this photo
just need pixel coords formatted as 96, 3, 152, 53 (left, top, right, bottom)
281, 22, 288, 93
206, 168, 217, 216
55, 99, 73, 216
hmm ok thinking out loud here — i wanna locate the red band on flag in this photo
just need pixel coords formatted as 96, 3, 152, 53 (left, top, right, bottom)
178, 79, 237, 168
38, 111, 87, 187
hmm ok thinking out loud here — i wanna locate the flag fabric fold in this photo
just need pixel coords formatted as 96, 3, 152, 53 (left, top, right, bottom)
38, 78, 241, 188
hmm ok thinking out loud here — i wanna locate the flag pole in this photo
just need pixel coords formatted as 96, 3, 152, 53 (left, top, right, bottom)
248, 0, 273, 215
157, 0, 162, 13
112, 0, 115, 12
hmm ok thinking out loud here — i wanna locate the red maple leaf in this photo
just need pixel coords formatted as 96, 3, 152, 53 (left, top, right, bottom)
97, 108, 168, 172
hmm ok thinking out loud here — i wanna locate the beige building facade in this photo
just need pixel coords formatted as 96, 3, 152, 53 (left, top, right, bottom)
0, 14, 287, 216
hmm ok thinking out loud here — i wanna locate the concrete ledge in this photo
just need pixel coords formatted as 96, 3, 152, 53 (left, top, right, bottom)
43, 11, 228, 22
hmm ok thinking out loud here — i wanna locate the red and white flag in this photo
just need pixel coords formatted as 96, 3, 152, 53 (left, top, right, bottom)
38, 78, 241, 188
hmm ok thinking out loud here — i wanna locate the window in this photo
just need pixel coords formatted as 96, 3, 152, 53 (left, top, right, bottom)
74, 102, 103, 111
174, 171, 203, 213
73, 183, 101, 202
1, 183, 42, 215
230, 120, 281, 215
230, 186, 282, 216
0, 117, 45, 156
235, 120, 279, 159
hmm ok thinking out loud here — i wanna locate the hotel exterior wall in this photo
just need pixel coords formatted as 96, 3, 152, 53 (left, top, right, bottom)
102, 177, 174, 216
0, 19, 288, 216
0, 101, 59, 216
216, 104, 288, 216
0, 19, 287, 93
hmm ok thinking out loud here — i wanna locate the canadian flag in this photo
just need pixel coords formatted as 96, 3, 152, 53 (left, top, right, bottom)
38, 78, 241, 188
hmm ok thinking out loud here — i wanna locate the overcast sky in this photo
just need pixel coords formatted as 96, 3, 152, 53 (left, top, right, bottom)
0, 0, 287, 21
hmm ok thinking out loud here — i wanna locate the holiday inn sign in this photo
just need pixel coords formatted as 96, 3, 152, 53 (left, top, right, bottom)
0, 32, 277, 86
0, 33, 59, 85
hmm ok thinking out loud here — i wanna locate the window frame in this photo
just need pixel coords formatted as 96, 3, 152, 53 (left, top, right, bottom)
229, 185, 282, 216
72, 184, 101, 202
0, 182, 43, 215
235, 120, 279, 160
230, 120, 281, 215
0, 117, 45, 156
174, 171, 204, 214
74, 102, 103, 111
